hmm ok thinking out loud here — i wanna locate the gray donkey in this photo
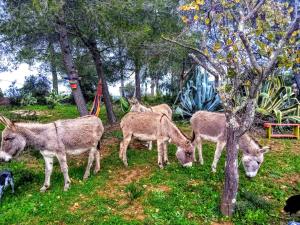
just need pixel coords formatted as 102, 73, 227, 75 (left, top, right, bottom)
190, 111, 269, 177
0, 115, 104, 191
129, 97, 172, 150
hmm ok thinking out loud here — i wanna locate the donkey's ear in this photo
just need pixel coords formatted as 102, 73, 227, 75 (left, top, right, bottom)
128, 97, 138, 105
260, 146, 270, 154
0, 116, 15, 129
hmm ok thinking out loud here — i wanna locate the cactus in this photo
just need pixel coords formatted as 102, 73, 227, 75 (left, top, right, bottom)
175, 66, 221, 117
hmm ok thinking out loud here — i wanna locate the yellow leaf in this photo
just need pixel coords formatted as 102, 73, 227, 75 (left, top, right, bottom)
205, 18, 210, 25
232, 45, 238, 52
194, 15, 199, 21
296, 58, 300, 64
213, 42, 222, 51
181, 16, 188, 23
288, 7, 294, 14
292, 31, 298, 37
204, 49, 209, 56
226, 39, 233, 46
196, 0, 205, 5
235, 0, 240, 3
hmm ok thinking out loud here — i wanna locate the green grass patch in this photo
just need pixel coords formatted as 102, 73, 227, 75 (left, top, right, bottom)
0, 104, 298, 224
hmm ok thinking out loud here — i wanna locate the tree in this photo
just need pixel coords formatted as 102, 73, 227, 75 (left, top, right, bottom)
56, 8, 89, 116
165, 0, 299, 216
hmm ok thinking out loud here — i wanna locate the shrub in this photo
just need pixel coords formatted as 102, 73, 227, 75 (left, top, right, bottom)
45, 91, 68, 109
125, 182, 144, 201
20, 93, 38, 106
5, 81, 22, 106
22, 74, 51, 104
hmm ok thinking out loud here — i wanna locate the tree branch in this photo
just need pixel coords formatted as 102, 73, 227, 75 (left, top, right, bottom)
264, 16, 300, 77
189, 53, 220, 87
243, 0, 265, 21
162, 36, 225, 77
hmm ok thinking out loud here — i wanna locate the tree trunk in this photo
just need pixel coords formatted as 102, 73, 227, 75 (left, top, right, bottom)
56, 12, 88, 116
221, 125, 239, 216
49, 42, 58, 94
135, 64, 141, 101
86, 40, 117, 124
150, 77, 155, 96
120, 71, 125, 97
155, 76, 159, 96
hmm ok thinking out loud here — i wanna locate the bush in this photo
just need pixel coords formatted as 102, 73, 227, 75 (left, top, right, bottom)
45, 91, 68, 109
20, 93, 38, 106
22, 74, 51, 104
5, 81, 22, 106
125, 182, 144, 201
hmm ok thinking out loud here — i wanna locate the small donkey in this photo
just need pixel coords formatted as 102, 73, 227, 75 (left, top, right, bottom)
190, 111, 269, 177
120, 112, 194, 168
129, 97, 172, 150
0, 115, 104, 191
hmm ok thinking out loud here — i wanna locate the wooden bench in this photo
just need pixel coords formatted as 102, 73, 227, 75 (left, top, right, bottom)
263, 123, 300, 140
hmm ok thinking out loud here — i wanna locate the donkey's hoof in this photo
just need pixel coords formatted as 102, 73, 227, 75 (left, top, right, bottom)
40, 185, 49, 192
158, 163, 164, 169
64, 184, 70, 191
94, 168, 100, 174
83, 174, 90, 180
211, 167, 217, 173
164, 160, 170, 165
123, 160, 128, 167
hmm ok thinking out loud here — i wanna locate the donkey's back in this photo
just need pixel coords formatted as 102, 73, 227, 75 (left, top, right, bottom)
151, 104, 172, 119
56, 116, 104, 150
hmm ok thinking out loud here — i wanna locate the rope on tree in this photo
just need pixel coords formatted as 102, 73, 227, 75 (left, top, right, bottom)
90, 80, 102, 117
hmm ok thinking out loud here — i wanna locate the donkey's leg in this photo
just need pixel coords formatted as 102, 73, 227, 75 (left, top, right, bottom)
163, 141, 169, 165
94, 150, 101, 174
157, 140, 164, 169
211, 141, 226, 173
9, 178, 14, 193
120, 135, 131, 167
197, 137, 204, 165
83, 147, 97, 180
40, 155, 54, 192
57, 153, 71, 191
148, 141, 153, 150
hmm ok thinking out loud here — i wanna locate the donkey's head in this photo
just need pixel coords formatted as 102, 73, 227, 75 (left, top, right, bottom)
128, 97, 141, 112
241, 139, 270, 178
0, 116, 26, 162
176, 140, 194, 167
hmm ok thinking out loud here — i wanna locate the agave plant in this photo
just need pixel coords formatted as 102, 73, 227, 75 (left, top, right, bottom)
175, 66, 221, 117
256, 76, 300, 123
120, 97, 130, 113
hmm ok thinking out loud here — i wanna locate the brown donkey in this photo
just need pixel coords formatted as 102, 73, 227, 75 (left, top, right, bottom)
129, 97, 172, 150
119, 112, 194, 168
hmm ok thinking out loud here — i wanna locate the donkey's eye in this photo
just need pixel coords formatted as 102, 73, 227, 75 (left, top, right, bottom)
4, 137, 14, 141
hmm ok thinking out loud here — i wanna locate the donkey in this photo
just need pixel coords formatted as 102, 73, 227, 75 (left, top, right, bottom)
0, 115, 104, 191
119, 112, 194, 168
129, 97, 172, 150
190, 111, 269, 177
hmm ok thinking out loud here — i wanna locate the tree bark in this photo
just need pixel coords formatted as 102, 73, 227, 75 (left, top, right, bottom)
135, 63, 141, 101
150, 77, 155, 96
86, 39, 117, 124
221, 124, 239, 216
155, 76, 159, 96
120, 70, 125, 97
56, 12, 88, 116
49, 42, 58, 94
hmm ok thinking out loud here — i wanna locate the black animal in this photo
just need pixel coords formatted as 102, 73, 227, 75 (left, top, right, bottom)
0, 170, 14, 201
284, 195, 300, 215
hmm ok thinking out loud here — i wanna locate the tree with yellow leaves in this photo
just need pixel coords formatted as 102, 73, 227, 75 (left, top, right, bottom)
164, 0, 299, 216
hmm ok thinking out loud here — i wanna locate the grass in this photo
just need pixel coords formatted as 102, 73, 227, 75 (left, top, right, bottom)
0, 104, 299, 224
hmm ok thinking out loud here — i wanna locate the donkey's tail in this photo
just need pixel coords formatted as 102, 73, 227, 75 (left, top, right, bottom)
191, 131, 196, 143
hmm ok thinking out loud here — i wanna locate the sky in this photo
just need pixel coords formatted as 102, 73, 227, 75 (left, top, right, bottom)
0, 63, 122, 96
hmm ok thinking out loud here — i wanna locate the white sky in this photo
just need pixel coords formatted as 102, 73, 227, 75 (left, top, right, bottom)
0, 63, 121, 96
